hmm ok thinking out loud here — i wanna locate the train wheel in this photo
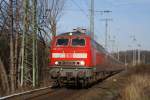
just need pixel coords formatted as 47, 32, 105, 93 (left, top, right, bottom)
51, 81, 58, 88
75, 77, 79, 88
52, 79, 62, 88
81, 79, 89, 88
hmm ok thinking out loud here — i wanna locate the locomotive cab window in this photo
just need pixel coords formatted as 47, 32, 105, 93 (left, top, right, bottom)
56, 38, 69, 46
72, 38, 85, 46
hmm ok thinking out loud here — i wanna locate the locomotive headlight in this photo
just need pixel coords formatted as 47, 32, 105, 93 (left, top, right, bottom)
55, 61, 58, 65
80, 61, 85, 65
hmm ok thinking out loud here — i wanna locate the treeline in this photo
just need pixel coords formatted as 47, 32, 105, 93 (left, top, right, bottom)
113, 50, 150, 65
0, 0, 65, 96
0, 29, 49, 96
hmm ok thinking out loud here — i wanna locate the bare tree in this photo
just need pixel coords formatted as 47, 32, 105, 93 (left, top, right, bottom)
0, 0, 23, 93
0, 0, 65, 95
0, 57, 10, 95
48, 0, 65, 37
38, 0, 65, 39
0, 0, 10, 95
9, 0, 15, 93
14, 0, 22, 89
35, 0, 65, 86
0, 0, 9, 32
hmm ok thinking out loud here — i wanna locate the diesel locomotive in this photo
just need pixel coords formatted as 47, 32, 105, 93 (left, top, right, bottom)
49, 28, 124, 87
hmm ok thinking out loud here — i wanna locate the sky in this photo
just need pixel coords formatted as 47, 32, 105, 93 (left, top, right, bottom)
57, 0, 150, 51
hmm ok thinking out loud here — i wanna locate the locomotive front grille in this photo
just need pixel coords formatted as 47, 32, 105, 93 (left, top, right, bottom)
57, 61, 80, 66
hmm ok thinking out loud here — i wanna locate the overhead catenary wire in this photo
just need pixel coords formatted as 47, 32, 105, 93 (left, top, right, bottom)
69, 0, 102, 42
70, 0, 89, 20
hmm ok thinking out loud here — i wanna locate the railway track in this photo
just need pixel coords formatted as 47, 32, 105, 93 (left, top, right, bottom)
0, 70, 121, 100
0, 87, 86, 100
0, 86, 57, 100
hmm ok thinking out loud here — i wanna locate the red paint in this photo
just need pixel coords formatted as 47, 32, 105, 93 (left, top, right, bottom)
49, 33, 105, 68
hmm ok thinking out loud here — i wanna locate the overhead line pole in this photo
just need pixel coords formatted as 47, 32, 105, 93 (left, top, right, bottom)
97, 10, 112, 50
21, 0, 38, 87
101, 18, 112, 50
130, 35, 136, 66
137, 44, 141, 65
90, 0, 94, 39
21, 0, 29, 86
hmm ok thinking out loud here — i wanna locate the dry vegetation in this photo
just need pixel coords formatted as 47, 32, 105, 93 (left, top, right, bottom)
118, 65, 150, 100
67, 65, 150, 100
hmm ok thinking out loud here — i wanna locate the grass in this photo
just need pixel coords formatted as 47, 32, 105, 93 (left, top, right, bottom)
120, 74, 150, 100
119, 65, 150, 100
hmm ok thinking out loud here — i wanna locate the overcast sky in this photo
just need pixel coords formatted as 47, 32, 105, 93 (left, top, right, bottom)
57, 0, 150, 51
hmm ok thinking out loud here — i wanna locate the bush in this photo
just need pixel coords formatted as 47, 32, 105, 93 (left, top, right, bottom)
119, 65, 150, 100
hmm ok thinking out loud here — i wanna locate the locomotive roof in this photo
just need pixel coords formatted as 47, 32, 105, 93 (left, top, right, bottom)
57, 31, 88, 36
57, 31, 107, 53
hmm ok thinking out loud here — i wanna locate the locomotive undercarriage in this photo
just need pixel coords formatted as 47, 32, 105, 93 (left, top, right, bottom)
49, 66, 117, 88
50, 66, 92, 87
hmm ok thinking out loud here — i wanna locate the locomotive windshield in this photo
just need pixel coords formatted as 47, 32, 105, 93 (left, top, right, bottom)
72, 38, 85, 46
56, 38, 69, 46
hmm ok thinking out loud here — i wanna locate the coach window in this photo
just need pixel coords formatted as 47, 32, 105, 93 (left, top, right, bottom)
56, 38, 69, 46
72, 38, 85, 46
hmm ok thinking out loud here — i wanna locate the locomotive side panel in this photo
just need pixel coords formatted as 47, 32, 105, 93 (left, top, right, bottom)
90, 39, 124, 72
90, 39, 107, 71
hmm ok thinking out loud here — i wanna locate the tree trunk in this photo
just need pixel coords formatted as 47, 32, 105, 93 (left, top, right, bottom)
51, 21, 56, 38
9, 0, 15, 93
0, 57, 10, 95
14, 0, 20, 89
10, 29, 15, 93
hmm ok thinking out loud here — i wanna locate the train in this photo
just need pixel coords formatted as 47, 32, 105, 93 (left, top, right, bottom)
49, 28, 124, 88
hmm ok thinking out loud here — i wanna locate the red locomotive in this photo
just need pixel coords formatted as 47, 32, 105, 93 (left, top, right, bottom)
49, 28, 124, 87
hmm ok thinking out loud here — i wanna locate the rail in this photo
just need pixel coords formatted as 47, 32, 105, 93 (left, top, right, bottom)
0, 86, 52, 100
